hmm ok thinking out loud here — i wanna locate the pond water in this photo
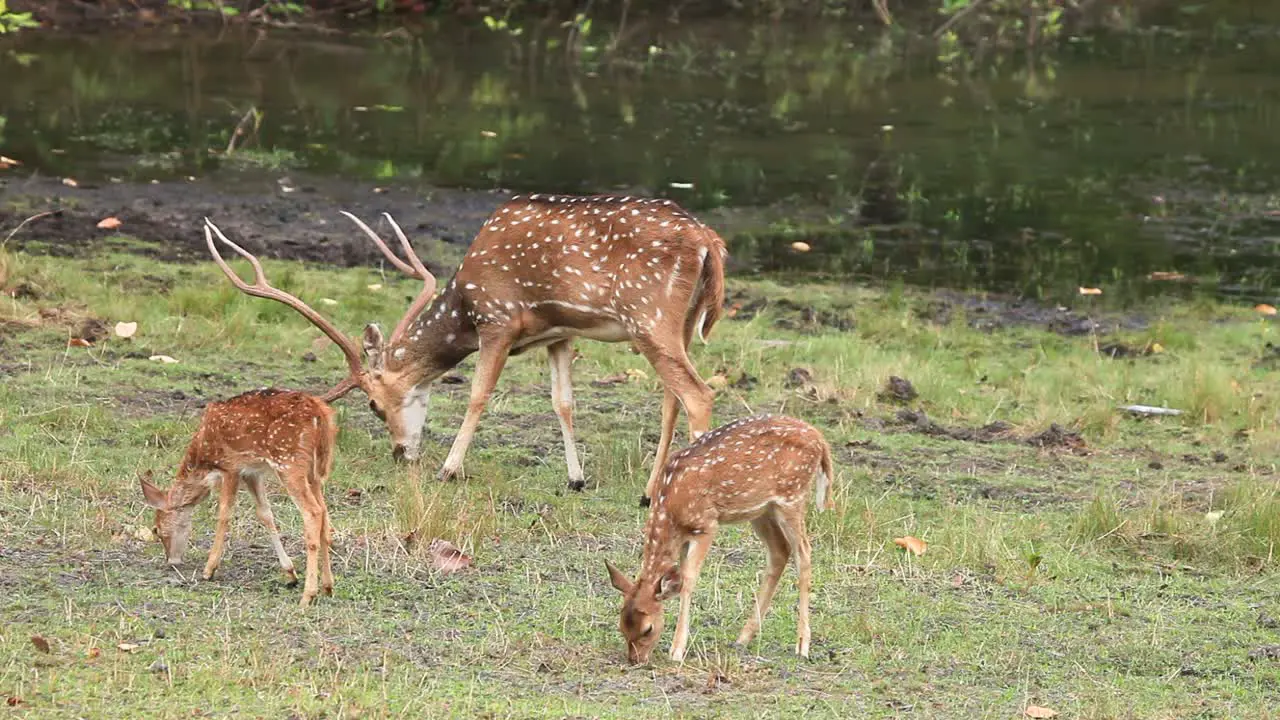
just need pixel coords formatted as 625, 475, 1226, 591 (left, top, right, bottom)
1, 7, 1279, 305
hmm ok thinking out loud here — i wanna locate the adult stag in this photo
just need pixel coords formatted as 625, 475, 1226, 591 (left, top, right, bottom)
203, 194, 727, 503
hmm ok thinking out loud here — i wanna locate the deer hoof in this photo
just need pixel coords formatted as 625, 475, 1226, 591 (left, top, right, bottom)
284, 573, 300, 588
437, 467, 459, 482
638, 495, 652, 508
567, 479, 586, 492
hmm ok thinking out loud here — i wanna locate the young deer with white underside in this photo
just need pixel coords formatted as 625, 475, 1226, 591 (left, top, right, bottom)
203, 193, 726, 505
605, 413, 835, 664
138, 388, 338, 607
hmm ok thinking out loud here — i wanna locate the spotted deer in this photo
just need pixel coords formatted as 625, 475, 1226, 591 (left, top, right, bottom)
138, 388, 337, 607
605, 413, 835, 664
203, 193, 727, 504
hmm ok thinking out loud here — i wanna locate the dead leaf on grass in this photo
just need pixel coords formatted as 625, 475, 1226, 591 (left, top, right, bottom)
625, 368, 648, 381
893, 536, 927, 556
706, 374, 729, 390
427, 539, 472, 574
149, 355, 179, 364
0, 155, 20, 169
62, 177, 79, 188
114, 321, 138, 338
1025, 706, 1058, 719
1078, 286, 1102, 296
790, 241, 811, 253
1257, 304, 1278, 316
30, 635, 51, 653
68, 337, 93, 348
96, 216, 123, 230
117, 642, 141, 653
86, 647, 101, 660
1147, 271, 1186, 282
5, 696, 25, 707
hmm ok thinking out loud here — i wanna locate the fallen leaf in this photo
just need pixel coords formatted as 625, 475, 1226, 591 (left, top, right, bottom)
87, 647, 101, 659
149, 355, 178, 364
1078, 287, 1103, 296
131, 525, 153, 542
893, 536, 927, 556
5, 696, 24, 707
68, 337, 93, 347
1147, 271, 1186, 281
0, 155, 20, 169
1150, 342, 1164, 354
319, 298, 339, 306
114, 321, 138, 338
625, 368, 648, 381
1025, 706, 1058, 719
31, 635, 51, 653
1256, 304, 1277, 316
790, 241, 812, 253
117, 642, 141, 653
62, 177, 79, 188
669, 181, 695, 190
96, 216, 122, 230
707, 374, 729, 390
1205, 510, 1224, 524
480, 130, 498, 138
427, 538, 472, 573
367, 283, 383, 291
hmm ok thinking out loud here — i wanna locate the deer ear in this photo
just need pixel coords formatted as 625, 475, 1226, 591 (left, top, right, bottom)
139, 472, 168, 510
363, 323, 385, 371
605, 560, 634, 594
655, 566, 683, 601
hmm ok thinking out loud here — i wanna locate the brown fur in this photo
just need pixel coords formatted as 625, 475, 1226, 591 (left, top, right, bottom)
139, 388, 338, 608
209, 195, 729, 501
607, 414, 835, 664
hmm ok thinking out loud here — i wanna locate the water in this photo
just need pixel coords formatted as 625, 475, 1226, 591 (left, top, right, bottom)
1, 8, 1279, 305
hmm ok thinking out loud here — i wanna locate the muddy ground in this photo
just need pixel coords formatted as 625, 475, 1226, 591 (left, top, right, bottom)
2, 172, 1155, 340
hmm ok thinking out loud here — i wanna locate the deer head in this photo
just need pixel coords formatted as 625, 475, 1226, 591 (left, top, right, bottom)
138, 469, 218, 565
204, 216, 440, 462
606, 559, 683, 664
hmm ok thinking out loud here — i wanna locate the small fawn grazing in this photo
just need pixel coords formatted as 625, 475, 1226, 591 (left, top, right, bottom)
138, 388, 338, 607
204, 193, 726, 505
605, 413, 835, 664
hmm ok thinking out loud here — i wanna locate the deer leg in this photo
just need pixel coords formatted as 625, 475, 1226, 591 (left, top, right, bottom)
244, 474, 298, 586
777, 507, 813, 658
439, 333, 514, 482
310, 471, 334, 597
296, 489, 326, 609
640, 389, 680, 507
670, 531, 715, 662
736, 514, 792, 648
547, 339, 586, 491
636, 337, 713, 503
202, 471, 239, 581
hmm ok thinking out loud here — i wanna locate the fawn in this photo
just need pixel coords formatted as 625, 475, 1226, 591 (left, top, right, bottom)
138, 388, 338, 607
204, 193, 727, 505
605, 413, 835, 664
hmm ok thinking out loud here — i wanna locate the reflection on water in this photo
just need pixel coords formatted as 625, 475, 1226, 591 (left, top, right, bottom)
1, 11, 1278, 304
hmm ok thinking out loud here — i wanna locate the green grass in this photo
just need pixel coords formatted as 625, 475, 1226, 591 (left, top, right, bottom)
1, 243, 1279, 718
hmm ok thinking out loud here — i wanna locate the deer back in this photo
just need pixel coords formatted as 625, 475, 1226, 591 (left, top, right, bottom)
652, 414, 828, 527
391, 194, 726, 359
183, 389, 335, 480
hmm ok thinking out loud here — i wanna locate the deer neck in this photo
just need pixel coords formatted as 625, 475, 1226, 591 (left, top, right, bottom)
637, 509, 685, 585
386, 281, 478, 385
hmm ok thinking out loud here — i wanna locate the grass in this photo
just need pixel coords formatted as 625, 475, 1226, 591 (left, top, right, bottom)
1, 242, 1279, 718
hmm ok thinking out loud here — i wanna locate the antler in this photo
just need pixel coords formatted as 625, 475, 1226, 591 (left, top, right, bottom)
204, 219, 367, 387
340, 211, 439, 346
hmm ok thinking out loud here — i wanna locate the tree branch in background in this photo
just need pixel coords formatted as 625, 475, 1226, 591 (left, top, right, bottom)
934, 0, 989, 38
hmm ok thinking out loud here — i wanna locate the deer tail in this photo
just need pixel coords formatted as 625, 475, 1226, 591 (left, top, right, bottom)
815, 438, 836, 512
692, 228, 727, 345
